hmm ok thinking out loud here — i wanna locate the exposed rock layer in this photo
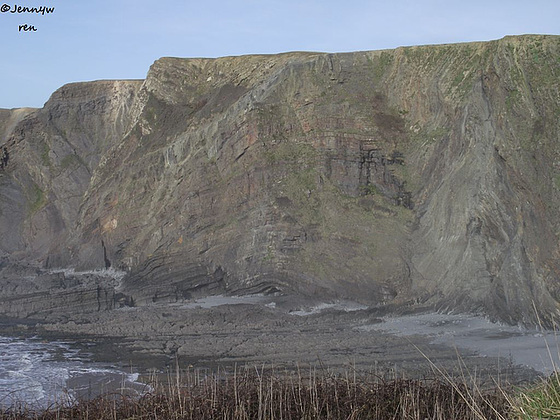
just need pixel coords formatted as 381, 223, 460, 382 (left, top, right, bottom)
1, 35, 559, 326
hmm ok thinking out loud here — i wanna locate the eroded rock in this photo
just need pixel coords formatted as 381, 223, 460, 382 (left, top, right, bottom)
1, 35, 560, 326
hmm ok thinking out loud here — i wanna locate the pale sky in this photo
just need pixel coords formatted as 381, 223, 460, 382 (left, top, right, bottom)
1, 0, 558, 109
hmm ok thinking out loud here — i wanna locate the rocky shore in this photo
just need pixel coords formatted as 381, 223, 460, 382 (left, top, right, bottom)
1, 295, 542, 388
0, 254, 546, 390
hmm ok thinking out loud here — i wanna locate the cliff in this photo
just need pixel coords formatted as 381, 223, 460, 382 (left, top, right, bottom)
1, 35, 559, 326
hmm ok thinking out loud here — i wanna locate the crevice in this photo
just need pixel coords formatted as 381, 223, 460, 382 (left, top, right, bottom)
0, 146, 9, 170
96, 285, 102, 311
101, 240, 111, 269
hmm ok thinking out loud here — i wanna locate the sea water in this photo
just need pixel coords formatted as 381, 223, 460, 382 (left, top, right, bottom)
0, 335, 146, 409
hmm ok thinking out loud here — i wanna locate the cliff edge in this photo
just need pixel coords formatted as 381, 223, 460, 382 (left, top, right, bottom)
1, 35, 559, 326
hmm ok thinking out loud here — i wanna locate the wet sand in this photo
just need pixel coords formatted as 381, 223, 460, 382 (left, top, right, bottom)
361, 312, 560, 375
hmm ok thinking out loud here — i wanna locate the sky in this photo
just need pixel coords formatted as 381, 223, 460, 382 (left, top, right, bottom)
1, 0, 558, 109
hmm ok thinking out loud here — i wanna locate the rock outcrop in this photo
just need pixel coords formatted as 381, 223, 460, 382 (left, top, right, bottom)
1, 35, 559, 326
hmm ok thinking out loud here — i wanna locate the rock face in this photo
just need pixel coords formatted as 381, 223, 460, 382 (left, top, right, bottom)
1, 35, 559, 326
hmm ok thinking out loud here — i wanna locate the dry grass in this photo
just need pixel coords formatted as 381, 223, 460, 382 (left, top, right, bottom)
1, 364, 513, 420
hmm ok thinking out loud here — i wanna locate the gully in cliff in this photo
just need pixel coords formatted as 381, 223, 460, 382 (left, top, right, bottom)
0, 146, 8, 170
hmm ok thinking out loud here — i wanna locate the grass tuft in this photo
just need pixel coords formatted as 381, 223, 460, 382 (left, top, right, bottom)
510, 372, 560, 419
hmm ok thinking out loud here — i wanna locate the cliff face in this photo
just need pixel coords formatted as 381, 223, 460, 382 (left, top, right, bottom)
1, 35, 559, 325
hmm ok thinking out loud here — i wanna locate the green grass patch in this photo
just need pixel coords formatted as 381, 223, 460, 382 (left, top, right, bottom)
554, 174, 560, 190
27, 182, 47, 215
263, 141, 317, 165
359, 183, 380, 196
40, 143, 51, 167
368, 51, 394, 83
145, 105, 157, 125
512, 373, 560, 419
60, 154, 82, 171
410, 125, 449, 145
278, 167, 322, 224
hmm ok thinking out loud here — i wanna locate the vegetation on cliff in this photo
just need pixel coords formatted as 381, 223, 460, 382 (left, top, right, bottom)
1, 35, 559, 325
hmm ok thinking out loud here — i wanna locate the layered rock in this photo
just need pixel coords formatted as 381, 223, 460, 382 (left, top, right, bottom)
1, 35, 559, 325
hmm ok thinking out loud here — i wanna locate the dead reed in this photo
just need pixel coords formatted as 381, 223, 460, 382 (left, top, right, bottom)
1, 364, 513, 420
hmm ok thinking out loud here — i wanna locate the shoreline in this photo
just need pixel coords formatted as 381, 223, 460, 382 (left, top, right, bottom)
0, 304, 545, 390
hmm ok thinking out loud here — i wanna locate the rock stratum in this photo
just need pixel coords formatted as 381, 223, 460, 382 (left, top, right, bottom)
1, 35, 560, 327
